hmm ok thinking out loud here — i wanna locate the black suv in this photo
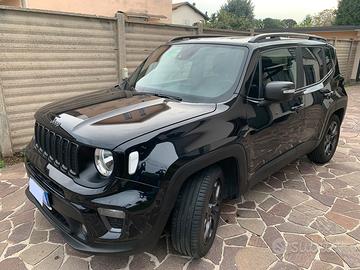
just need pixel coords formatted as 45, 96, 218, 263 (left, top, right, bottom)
25, 33, 347, 258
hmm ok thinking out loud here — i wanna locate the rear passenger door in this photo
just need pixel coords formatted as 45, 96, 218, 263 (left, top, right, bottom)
300, 45, 336, 144
244, 47, 305, 174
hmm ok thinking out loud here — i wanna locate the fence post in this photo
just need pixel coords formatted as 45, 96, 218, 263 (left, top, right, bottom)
0, 80, 13, 157
195, 22, 203, 35
346, 39, 354, 82
116, 12, 127, 83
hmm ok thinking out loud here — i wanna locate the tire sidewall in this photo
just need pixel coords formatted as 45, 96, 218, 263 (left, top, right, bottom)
196, 169, 223, 257
320, 115, 340, 161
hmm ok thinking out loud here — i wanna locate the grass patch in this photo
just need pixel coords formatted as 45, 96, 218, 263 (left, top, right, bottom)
0, 152, 25, 168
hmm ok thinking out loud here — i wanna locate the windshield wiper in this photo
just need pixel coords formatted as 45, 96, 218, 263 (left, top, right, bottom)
152, 93, 183, 101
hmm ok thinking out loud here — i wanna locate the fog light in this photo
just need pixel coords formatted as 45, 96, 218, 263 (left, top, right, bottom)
128, 151, 139, 175
98, 208, 125, 219
98, 208, 125, 233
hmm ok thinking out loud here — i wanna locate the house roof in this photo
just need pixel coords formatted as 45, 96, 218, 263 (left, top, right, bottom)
172, 2, 208, 20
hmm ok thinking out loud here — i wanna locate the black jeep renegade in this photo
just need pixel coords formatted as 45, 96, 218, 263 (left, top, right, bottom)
25, 33, 347, 258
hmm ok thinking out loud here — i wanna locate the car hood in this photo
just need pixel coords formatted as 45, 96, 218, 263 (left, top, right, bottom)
35, 89, 217, 149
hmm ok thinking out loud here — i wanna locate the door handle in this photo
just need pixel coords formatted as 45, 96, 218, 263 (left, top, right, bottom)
320, 89, 334, 98
291, 104, 304, 112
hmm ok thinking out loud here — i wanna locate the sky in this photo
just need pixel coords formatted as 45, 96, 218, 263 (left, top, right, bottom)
173, 0, 339, 22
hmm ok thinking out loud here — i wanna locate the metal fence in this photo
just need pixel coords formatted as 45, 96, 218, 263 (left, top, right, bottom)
0, 5, 357, 156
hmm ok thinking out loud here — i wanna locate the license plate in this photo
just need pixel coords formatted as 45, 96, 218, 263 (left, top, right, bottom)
29, 177, 52, 210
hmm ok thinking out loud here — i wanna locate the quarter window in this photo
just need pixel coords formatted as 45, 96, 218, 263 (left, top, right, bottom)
325, 47, 335, 74
248, 63, 260, 98
302, 47, 325, 85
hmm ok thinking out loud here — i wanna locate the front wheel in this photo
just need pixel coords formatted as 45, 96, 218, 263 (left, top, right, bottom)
171, 166, 223, 258
307, 114, 340, 164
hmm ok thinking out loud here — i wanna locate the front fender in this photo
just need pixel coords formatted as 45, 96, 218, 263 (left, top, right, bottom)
161, 143, 248, 212
126, 143, 249, 248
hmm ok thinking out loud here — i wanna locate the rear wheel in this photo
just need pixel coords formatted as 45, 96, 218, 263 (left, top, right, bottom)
307, 114, 340, 164
171, 166, 223, 258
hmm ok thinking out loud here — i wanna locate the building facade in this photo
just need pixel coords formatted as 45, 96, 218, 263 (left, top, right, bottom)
172, 2, 207, 26
0, 0, 172, 22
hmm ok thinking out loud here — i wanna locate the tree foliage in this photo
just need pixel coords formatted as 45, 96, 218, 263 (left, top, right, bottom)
254, 18, 298, 29
205, 0, 255, 30
282, 19, 297, 28
312, 9, 336, 26
222, 0, 254, 19
335, 0, 360, 25
299, 15, 313, 27
262, 18, 284, 29
298, 8, 336, 27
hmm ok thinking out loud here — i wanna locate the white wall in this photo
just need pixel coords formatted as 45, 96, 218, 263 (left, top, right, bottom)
351, 43, 360, 80
172, 5, 204, 26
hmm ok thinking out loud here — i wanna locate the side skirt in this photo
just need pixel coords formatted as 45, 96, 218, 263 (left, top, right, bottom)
247, 140, 317, 190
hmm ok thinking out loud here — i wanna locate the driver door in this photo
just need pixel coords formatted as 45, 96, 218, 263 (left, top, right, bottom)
243, 47, 305, 175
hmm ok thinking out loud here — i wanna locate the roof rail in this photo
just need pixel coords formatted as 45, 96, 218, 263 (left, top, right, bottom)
249, 32, 327, 43
169, 35, 224, 43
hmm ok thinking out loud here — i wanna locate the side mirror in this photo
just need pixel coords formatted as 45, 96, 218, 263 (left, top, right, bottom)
265, 81, 295, 102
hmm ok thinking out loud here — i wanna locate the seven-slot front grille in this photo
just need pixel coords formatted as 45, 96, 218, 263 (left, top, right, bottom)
34, 122, 79, 176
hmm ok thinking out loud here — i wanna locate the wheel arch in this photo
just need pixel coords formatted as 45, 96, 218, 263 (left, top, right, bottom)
333, 107, 345, 123
160, 144, 248, 224
173, 144, 248, 199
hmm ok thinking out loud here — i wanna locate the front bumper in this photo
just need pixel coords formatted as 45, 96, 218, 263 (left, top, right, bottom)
25, 159, 164, 254
26, 188, 142, 254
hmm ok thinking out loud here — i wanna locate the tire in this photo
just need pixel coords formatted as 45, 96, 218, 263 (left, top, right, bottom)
307, 114, 340, 164
171, 166, 223, 258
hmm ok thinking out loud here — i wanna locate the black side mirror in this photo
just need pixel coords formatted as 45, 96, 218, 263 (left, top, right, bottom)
265, 81, 296, 102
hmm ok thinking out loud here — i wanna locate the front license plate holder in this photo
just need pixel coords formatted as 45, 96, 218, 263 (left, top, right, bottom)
29, 177, 52, 210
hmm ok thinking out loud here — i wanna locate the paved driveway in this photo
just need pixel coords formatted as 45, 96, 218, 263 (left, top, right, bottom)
1, 85, 360, 270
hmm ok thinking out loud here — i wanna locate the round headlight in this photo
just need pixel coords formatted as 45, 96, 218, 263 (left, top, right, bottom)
94, 149, 114, 177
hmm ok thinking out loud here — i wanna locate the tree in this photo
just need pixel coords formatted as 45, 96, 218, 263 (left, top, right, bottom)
335, 0, 360, 25
299, 15, 313, 27
312, 9, 336, 26
222, 0, 254, 20
262, 18, 285, 29
205, 0, 255, 30
282, 19, 298, 28
253, 19, 264, 29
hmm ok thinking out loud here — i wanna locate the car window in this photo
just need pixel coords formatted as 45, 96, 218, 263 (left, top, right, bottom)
261, 48, 297, 91
302, 47, 323, 85
325, 47, 335, 74
313, 47, 325, 79
133, 44, 248, 103
247, 63, 260, 98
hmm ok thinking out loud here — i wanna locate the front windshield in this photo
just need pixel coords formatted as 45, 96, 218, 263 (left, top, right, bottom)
130, 44, 248, 103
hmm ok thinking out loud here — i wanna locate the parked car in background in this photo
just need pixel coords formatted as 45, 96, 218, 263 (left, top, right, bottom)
25, 33, 347, 258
